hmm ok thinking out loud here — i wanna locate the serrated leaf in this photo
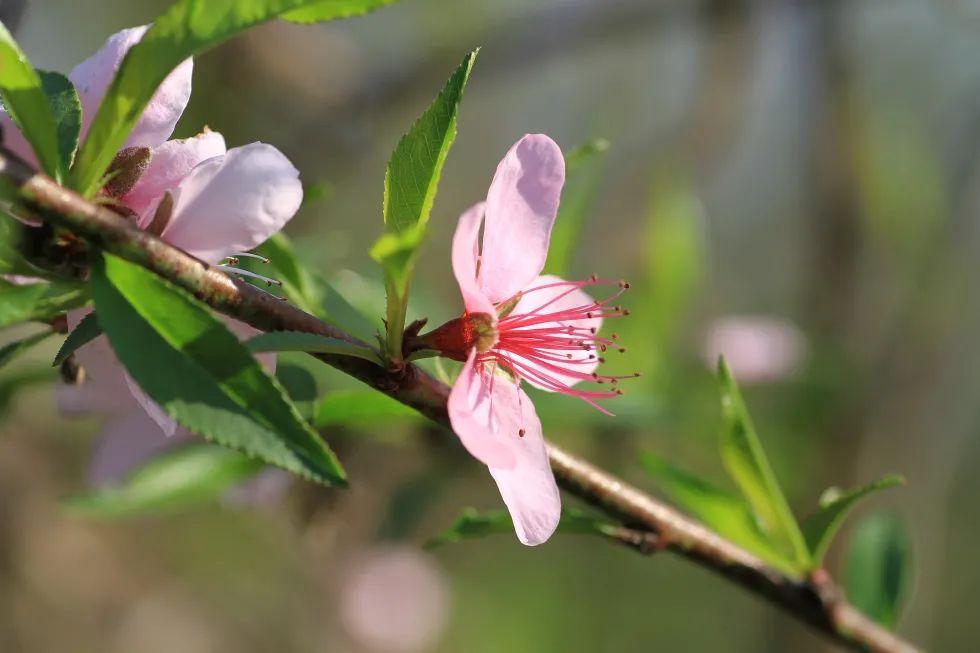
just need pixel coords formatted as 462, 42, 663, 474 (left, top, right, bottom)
314, 389, 418, 428
426, 507, 617, 548
283, 0, 399, 23
65, 444, 264, 518
52, 310, 101, 366
639, 452, 796, 574
0, 278, 87, 328
90, 252, 346, 485
70, 0, 399, 196
0, 329, 52, 369
544, 138, 610, 277
802, 474, 905, 566
844, 512, 912, 628
718, 358, 810, 569
38, 71, 81, 174
372, 49, 478, 358
246, 330, 381, 364
0, 23, 65, 181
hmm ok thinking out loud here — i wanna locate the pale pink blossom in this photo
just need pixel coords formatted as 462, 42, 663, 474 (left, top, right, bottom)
703, 315, 807, 384
415, 135, 633, 545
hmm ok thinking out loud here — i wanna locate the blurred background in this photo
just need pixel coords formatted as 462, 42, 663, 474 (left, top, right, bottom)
1, 0, 979, 650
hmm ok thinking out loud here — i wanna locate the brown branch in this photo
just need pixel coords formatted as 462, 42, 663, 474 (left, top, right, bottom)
0, 149, 922, 653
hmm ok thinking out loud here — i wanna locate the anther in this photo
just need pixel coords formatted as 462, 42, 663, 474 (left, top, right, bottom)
518, 428, 526, 437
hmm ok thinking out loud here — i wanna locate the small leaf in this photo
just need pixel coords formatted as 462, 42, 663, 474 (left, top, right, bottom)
844, 512, 912, 628
65, 444, 265, 518
544, 138, 610, 277
90, 253, 346, 485
372, 49, 478, 358
0, 278, 87, 328
70, 0, 400, 196
314, 389, 418, 428
639, 452, 795, 573
283, 0, 399, 23
718, 358, 810, 568
426, 507, 617, 548
38, 71, 81, 173
246, 330, 381, 364
0, 329, 52, 369
52, 311, 101, 366
802, 474, 905, 566
0, 23, 65, 180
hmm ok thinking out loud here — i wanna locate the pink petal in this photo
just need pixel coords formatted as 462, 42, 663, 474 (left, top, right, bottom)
451, 202, 496, 316
68, 25, 192, 148
0, 111, 40, 169
486, 382, 561, 546
125, 130, 227, 220
509, 274, 603, 392
87, 410, 184, 487
159, 142, 303, 263
447, 349, 518, 469
478, 134, 565, 304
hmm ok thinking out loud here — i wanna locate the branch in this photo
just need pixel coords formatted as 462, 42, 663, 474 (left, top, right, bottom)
0, 148, 921, 653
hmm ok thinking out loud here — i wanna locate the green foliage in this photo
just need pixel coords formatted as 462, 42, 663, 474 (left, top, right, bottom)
0, 23, 66, 181
802, 475, 905, 566
246, 330, 381, 364
717, 358, 810, 569
90, 252, 346, 485
65, 444, 265, 518
639, 452, 792, 573
0, 279, 87, 328
0, 330, 52, 370
38, 71, 82, 174
52, 311, 101, 366
426, 507, 618, 548
544, 138, 610, 277
70, 0, 401, 196
314, 389, 419, 428
844, 512, 912, 628
283, 0, 399, 23
372, 49, 478, 359
0, 215, 49, 278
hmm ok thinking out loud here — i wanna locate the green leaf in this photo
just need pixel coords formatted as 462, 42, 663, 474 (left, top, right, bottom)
372, 49, 478, 358
844, 512, 912, 628
70, 0, 400, 196
0, 329, 52, 369
544, 138, 610, 277
65, 444, 265, 518
426, 507, 617, 548
0, 279, 87, 328
639, 452, 796, 574
52, 310, 101, 366
0, 23, 65, 180
717, 358, 810, 568
0, 214, 51, 278
314, 389, 418, 428
90, 252, 346, 485
246, 330, 381, 364
802, 474, 905, 566
283, 0, 398, 23
38, 71, 82, 174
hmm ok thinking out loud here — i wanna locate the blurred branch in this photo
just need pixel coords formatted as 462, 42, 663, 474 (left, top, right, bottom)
0, 147, 920, 653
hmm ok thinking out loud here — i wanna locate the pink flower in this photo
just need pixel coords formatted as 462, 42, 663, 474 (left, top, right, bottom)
13, 26, 302, 443
415, 135, 633, 545
702, 315, 806, 384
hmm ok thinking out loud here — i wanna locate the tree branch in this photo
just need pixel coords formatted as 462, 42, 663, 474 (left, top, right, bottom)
0, 148, 921, 653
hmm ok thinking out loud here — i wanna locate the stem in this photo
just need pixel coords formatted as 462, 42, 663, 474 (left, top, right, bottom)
0, 148, 921, 653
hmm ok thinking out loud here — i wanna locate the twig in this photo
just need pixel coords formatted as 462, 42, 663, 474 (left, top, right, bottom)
0, 148, 922, 653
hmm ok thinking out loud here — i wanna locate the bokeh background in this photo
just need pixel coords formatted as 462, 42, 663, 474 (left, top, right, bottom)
1, 0, 979, 650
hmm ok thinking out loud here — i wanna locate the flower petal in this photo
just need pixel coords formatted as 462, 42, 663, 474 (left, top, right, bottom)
125, 130, 227, 220
507, 274, 603, 392
451, 202, 495, 316
87, 410, 186, 487
447, 349, 518, 469
0, 111, 40, 168
486, 384, 561, 546
478, 134, 565, 304
159, 142, 302, 263
68, 25, 192, 148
